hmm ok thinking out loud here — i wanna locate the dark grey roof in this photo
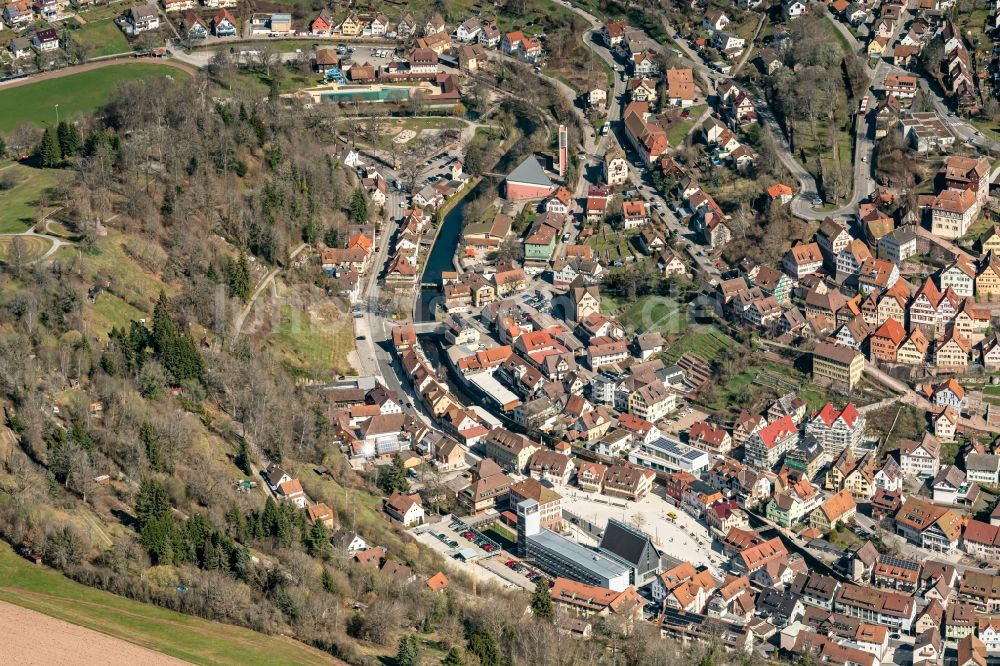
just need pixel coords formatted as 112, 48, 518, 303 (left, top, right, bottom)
787, 434, 822, 460
848, 540, 879, 566
506, 155, 552, 188
635, 331, 666, 351
966, 452, 1000, 473
264, 463, 288, 486
933, 464, 965, 489
332, 528, 364, 549
884, 225, 916, 245
130, 3, 158, 20
756, 588, 801, 624
790, 571, 840, 601
646, 437, 706, 464
660, 552, 682, 571
599, 518, 660, 577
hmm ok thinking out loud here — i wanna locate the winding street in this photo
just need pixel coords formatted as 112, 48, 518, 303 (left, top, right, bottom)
650, 12, 857, 221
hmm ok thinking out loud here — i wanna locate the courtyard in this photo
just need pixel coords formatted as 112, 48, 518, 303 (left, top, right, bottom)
557, 483, 725, 578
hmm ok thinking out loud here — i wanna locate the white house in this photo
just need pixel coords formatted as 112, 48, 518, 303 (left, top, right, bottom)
333, 529, 369, 553
703, 10, 730, 32
264, 464, 292, 490
938, 259, 975, 297
932, 379, 965, 411
782, 0, 808, 18
369, 13, 389, 36
932, 465, 966, 505
979, 618, 1000, 654
456, 17, 482, 42
278, 479, 308, 508
878, 226, 917, 263
899, 434, 940, 479
712, 32, 746, 54
782, 243, 824, 279
966, 453, 1000, 486
126, 4, 161, 34
385, 491, 425, 527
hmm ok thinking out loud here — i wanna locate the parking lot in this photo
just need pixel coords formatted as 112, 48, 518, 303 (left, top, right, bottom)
558, 485, 724, 578
483, 556, 537, 590
413, 516, 543, 592
332, 44, 401, 65
419, 517, 502, 556
414, 528, 516, 591
415, 151, 462, 188
660, 406, 710, 435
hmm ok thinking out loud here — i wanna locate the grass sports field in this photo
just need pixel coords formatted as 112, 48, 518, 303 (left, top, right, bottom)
0, 64, 191, 133
0, 542, 338, 666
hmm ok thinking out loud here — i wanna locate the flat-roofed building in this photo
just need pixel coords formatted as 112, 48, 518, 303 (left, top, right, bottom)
628, 436, 711, 477
517, 499, 631, 591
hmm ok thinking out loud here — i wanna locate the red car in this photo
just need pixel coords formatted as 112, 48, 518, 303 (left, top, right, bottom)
483, 544, 495, 552
505, 560, 515, 567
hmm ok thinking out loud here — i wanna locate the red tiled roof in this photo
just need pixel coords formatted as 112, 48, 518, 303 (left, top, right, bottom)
426, 571, 449, 590
757, 415, 796, 449
872, 317, 906, 345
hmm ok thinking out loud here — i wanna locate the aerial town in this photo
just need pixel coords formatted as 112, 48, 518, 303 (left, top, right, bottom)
304, 0, 1000, 659
10, 0, 1000, 662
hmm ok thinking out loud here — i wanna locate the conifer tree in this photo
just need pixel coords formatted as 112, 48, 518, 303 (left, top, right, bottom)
227, 252, 251, 302
57, 121, 81, 157
442, 648, 465, 666
38, 127, 60, 168
349, 187, 368, 223
395, 635, 420, 666
135, 478, 171, 529
530, 578, 553, 621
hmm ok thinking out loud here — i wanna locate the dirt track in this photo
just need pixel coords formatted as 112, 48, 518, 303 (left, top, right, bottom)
0, 57, 198, 91
0, 600, 190, 665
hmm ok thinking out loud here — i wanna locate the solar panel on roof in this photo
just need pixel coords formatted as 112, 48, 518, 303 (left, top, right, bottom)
877, 555, 920, 572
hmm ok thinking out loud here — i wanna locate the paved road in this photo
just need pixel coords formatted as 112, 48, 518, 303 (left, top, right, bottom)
786, 9, 910, 220
351, 182, 440, 428
922, 77, 1000, 153
484, 49, 599, 157
863, 359, 1000, 435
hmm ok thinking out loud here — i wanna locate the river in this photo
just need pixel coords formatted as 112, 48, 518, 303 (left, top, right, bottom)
415, 113, 541, 322
415, 186, 474, 322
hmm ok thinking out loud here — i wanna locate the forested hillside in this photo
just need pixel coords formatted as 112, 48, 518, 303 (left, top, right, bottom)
0, 63, 763, 665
